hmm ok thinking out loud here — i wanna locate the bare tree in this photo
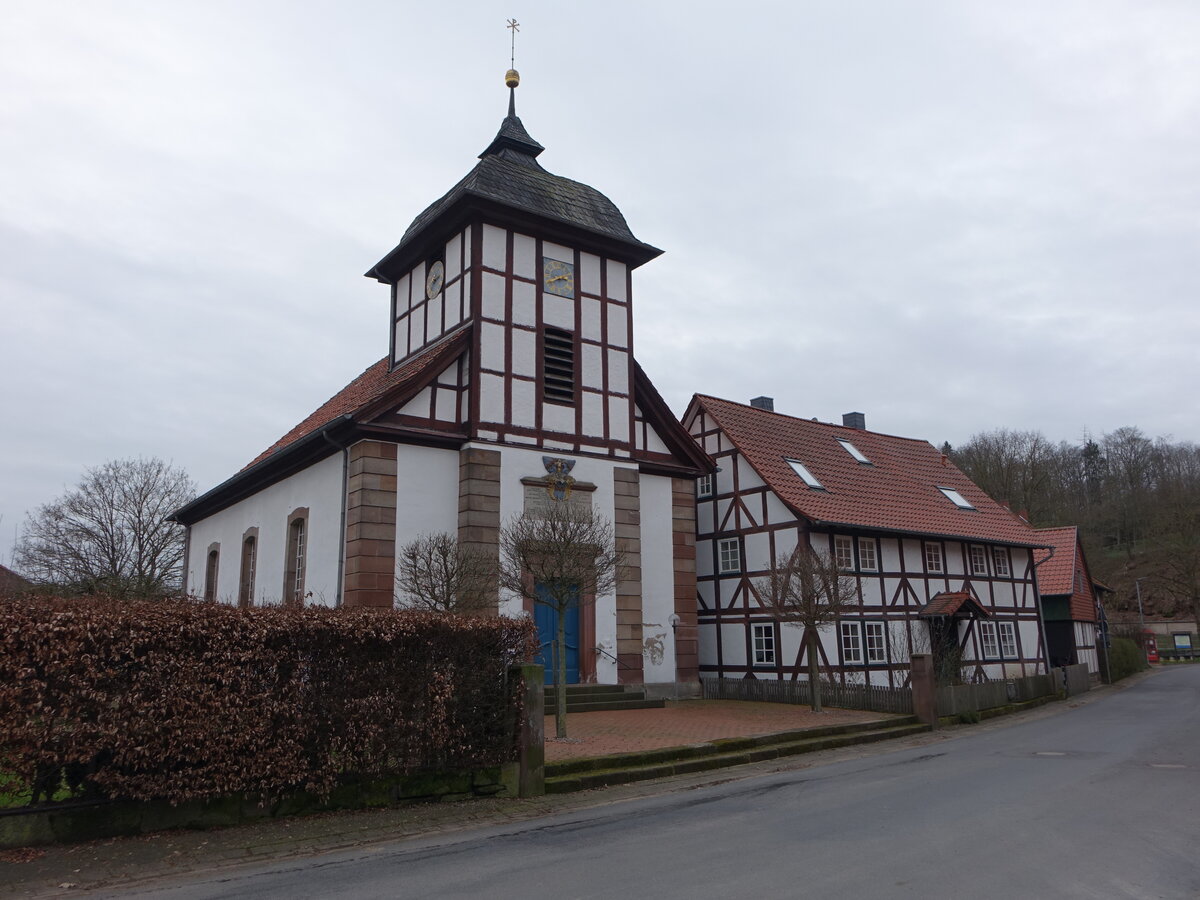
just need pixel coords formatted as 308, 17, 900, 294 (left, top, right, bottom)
755, 541, 858, 712
13, 458, 195, 599
395, 532, 497, 614
497, 502, 623, 739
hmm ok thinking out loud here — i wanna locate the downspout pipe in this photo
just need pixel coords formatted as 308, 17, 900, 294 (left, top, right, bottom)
1031, 546, 1056, 676
321, 427, 352, 608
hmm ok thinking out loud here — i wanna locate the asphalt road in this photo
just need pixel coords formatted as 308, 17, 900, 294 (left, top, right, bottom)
118, 666, 1200, 899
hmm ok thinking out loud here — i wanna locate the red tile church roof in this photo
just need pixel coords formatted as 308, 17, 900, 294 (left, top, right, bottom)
692, 395, 1045, 547
245, 324, 471, 469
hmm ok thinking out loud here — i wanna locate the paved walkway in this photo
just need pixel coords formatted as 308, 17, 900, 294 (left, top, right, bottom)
543, 699, 884, 760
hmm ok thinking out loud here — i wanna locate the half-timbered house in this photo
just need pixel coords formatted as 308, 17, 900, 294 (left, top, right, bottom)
684, 395, 1051, 686
174, 74, 710, 695
1034, 526, 1102, 675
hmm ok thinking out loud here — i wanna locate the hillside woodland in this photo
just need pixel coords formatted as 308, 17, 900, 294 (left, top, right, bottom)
947, 427, 1200, 629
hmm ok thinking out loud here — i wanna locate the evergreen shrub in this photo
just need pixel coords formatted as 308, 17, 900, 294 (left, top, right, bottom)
0, 596, 536, 807
1105, 636, 1148, 683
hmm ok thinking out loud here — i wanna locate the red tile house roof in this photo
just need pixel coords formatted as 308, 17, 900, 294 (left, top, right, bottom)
244, 324, 472, 469
1033, 526, 1079, 596
693, 395, 1046, 547
1035, 525, 1098, 621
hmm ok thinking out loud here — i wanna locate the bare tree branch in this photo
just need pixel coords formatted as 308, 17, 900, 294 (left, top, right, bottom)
394, 532, 497, 614
754, 541, 858, 712
497, 502, 624, 739
12, 458, 195, 599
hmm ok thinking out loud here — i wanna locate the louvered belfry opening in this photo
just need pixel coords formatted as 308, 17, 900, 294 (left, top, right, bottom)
542, 327, 576, 404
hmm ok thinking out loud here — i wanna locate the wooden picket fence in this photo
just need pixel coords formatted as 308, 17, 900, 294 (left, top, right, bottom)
702, 677, 914, 715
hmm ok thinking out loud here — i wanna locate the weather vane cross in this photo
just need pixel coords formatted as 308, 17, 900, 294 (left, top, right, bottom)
507, 18, 520, 68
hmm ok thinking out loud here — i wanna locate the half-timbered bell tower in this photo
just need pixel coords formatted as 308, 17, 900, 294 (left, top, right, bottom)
359, 69, 709, 690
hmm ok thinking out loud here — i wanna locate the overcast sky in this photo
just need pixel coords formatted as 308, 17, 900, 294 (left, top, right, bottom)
2, 1, 1198, 566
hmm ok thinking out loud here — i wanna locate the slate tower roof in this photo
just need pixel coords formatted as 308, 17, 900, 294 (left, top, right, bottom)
366, 85, 661, 282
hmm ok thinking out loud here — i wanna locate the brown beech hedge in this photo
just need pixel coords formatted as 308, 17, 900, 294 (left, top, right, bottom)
0, 596, 537, 806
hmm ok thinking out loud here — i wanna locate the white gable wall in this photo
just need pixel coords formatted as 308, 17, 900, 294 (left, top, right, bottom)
185, 453, 345, 607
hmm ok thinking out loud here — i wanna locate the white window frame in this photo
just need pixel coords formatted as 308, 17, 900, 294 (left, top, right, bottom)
717, 537, 742, 574
998, 621, 1018, 659
840, 621, 864, 664
924, 541, 944, 574
697, 474, 713, 498
979, 621, 999, 660
938, 486, 975, 510
785, 457, 824, 490
864, 621, 887, 664
752, 623, 776, 666
834, 535, 855, 571
837, 439, 871, 464
969, 545, 988, 577
992, 546, 1011, 578
858, 538, 878, 572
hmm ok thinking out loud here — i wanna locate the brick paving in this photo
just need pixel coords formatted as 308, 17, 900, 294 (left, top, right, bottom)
543, 699, 886, 761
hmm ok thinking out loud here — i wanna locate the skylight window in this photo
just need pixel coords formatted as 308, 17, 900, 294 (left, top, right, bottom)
785, 458, 824, 490
938, 487, 975, 510
836, 439, 871, 464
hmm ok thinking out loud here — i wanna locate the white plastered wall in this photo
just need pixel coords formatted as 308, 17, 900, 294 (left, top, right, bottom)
392, 444, 461, 605
185, 453, 345, 607
639, 473, 676, 683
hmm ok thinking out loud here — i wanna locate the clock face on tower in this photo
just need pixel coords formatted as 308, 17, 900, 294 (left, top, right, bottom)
543, 257, 575, 298
425, 260, 445, 299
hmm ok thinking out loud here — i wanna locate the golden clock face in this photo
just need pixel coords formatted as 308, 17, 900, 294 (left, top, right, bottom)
425, 260, 445, 299
543, 257, 575, 298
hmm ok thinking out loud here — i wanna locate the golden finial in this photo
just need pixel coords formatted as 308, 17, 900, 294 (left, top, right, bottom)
505, 19, 520, 88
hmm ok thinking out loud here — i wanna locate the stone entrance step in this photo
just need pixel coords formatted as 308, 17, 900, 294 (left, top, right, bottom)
542, 683, 666, 713
544, 717, 930, 793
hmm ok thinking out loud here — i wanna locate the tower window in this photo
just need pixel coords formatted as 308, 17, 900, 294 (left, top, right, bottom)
542, 327, 576, 405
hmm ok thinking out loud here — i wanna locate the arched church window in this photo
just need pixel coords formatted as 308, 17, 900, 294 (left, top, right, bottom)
284, 509, 309, 608
203, 544, 220, 603
239, 528, 258, 608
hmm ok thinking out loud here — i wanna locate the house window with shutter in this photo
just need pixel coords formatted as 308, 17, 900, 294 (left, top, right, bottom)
542, 327, 576, 405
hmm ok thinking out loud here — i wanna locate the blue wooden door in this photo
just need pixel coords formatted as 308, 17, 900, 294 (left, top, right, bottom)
534, 585, 580, 685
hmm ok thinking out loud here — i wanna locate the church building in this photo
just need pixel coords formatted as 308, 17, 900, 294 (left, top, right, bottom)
174, 71, 711, 695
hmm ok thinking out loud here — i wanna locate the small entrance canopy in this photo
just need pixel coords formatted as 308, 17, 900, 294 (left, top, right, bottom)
918, 591, 991, 619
